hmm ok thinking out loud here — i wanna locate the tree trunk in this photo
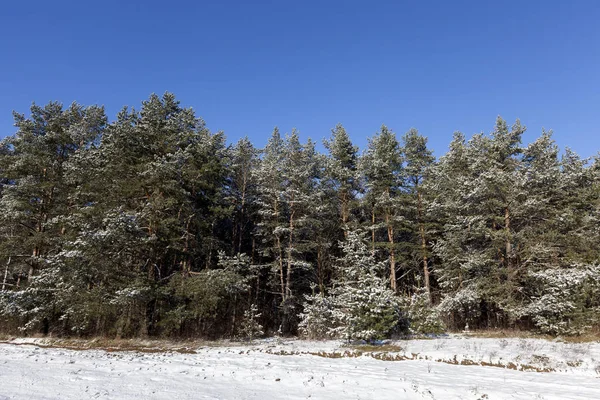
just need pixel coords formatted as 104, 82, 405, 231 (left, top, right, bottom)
138, 304, 149, 338
341, 189, 348, 238
285, 206, 295, 300
274, 200, 285, 301
181, 214, 194, 275
206, 220, 216, 269
386, 212, 397, 292
255, 274, 260, 303
29, 178, 53, 282
371, 208, 376, 256
417, 191, 431, 303
317, 246, 324, 293
238, 173, 247, 253
505, 206, 511, 271
2, 256, 11, 290
277, 234, 284, 300
231, 293, 238, 336
29, 246, 38, 282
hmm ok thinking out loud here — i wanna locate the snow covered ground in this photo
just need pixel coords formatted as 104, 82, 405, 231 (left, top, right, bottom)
1, 336, 599, 399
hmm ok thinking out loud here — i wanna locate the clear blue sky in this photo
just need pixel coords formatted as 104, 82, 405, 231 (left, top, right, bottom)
1, 0, 598, 157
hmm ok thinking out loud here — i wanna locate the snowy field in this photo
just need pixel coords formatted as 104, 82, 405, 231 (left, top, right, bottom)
1, 336, 599, 399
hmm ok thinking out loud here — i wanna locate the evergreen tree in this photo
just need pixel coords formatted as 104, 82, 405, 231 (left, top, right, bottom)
0, 102, 106, 333
400, 128, 436, 300
228, 137, 260, 255
254, 128, 287, 306
427, 132, 481, 327
238, 303, 264, 340
431, 118, 530, 328
517, 145, 600, 334
301, 231, 405, 341
360, 125, 403, 291
323, 123, 359, 234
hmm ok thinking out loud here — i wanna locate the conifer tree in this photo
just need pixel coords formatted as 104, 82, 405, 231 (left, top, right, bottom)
0, 101, 106, 332
360, 125, 403, 291
254, 128, 286, 303
323, 123, 359, 235
431, 118, 529, 328
400, 128, 435, 300
301, 231, 404, 340
228, 137, 260, 255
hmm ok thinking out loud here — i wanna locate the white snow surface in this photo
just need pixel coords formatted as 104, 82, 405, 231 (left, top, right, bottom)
1, 336, 599, 399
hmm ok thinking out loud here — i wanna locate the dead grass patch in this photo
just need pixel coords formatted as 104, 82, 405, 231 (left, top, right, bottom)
351, 344, 404, 353
463, 329, 600, 343
440, 355, 555, 373
0, 337, 199, 354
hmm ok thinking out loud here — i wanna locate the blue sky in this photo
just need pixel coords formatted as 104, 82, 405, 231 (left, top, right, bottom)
0, 1, 598, 157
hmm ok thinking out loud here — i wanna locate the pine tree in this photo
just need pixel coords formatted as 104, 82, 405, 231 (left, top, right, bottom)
0, 102, 105, 285
323, 123, 359, 235
228, 137, 260, 255
321, 231, 404, 340
254, 128, 287, 303
239, 303, 264, 340
431, 118, 530, 328
298, 285, 337, 338
428, 132, 482, 327
280, 131, 319, 301
400, 128, 435, 301
255, 129, 323, 333
360, 125, 403, 291
517, 145, 600, 334
48, 93, 229, 337
0, 102, 106, 333
300, 231, 405, 340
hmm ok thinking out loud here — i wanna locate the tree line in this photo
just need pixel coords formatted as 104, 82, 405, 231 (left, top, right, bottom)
0, 93, 598, 339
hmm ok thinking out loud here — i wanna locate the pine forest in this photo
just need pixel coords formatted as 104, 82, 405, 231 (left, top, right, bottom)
1, 92, 599, 340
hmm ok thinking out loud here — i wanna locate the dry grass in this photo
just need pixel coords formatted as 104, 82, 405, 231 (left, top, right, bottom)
350, 344, 405, 353
441, 356, 555, 373
0, 337, 205, 354
462, 329, 600, 343
264, 347, 557, 372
